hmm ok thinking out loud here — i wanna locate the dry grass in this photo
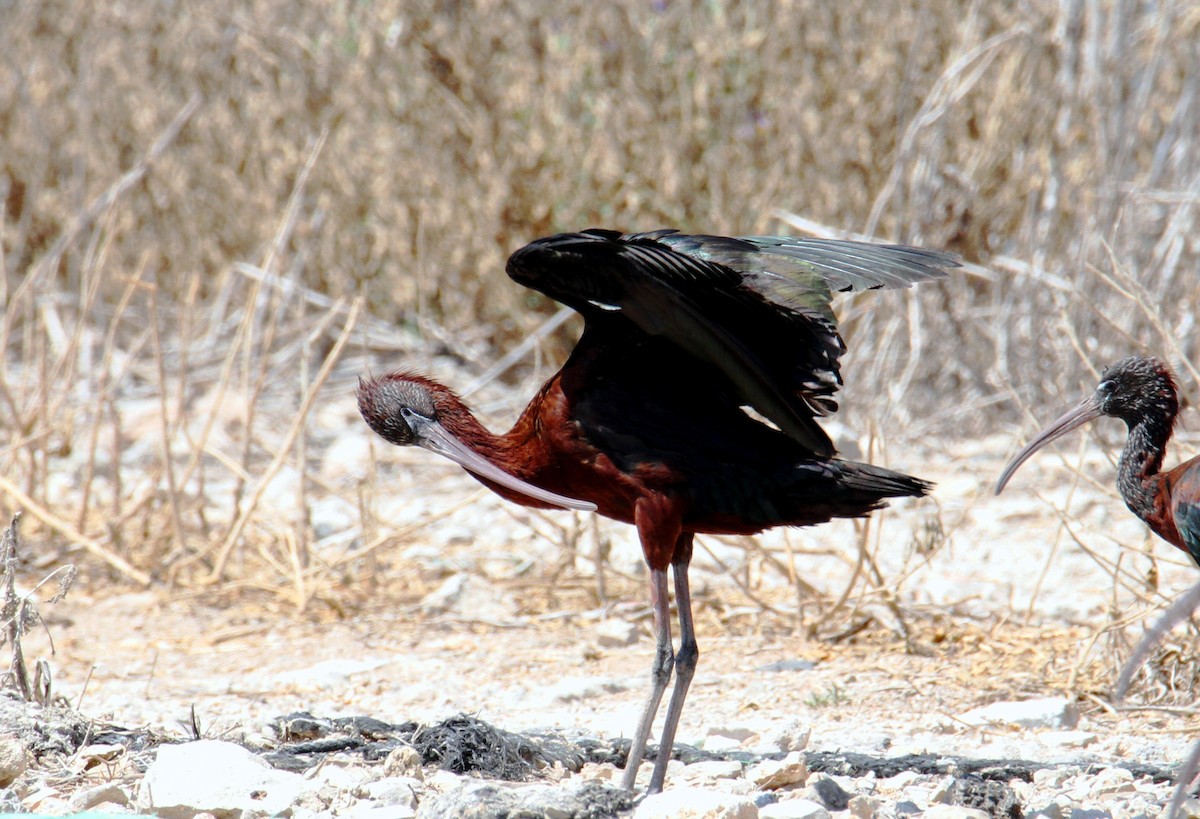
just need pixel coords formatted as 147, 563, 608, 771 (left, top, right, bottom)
2, 0, 1200, 703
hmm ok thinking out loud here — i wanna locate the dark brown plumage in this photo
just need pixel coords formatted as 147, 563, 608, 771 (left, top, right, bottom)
359, 228, 956, 793
996, 355, 1200, 817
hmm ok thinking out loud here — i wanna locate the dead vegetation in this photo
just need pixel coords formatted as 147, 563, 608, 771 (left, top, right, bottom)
1, 0, 1200, 710
1, 514, 76, 705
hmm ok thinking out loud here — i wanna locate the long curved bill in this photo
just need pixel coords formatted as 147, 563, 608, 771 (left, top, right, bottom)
406, 412, 598, 512
994, 394, 1104, 494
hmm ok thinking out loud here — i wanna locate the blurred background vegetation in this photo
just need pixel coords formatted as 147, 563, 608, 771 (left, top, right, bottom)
1, 0, 1198, 591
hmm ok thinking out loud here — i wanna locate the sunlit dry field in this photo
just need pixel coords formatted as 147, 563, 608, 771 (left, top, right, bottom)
3, 0, 1200, 793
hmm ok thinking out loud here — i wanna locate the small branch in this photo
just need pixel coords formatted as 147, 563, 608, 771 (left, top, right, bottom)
206, 297, 363, 582
13, 93, 203, 302
0, 475, 150, 585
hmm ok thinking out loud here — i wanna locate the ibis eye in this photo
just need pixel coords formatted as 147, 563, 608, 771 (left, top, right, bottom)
1097, 379, 1114, 395
401, 407, 430, 424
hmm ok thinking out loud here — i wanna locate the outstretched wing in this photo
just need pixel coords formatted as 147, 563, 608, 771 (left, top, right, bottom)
506, 228, 957, 457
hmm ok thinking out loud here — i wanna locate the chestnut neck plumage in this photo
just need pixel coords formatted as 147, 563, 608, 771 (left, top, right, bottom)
432, 383, 556, 496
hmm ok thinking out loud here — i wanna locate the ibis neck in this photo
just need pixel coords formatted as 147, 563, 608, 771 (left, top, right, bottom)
1117, 413, 1171, 525
436, 392, 556, 502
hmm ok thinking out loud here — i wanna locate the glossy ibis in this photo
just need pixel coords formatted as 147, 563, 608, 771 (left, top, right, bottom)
358, 228, 957, 793
995, 355, 1200, 817
995, 356, 1199, 561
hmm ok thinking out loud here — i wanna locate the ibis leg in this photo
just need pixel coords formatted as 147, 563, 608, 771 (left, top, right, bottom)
620, 567, 673, 791
647, 545, 697, 793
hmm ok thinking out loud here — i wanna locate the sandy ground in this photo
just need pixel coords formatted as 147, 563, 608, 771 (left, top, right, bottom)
20, 425, 1200, 780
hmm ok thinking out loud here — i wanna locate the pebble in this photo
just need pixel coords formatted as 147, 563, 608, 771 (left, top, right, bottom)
634, 786, 758, 818
957, 697, 1079, 729
137, 739, 309, 817
703, 734, 747, 753
1082, 766, 1134, 796
418, 779, 632, 819
878, 770, 921, 792
68, 782, 131, 811
749, 751, 808, 790
545, 675, 631, 703
1033, 768, 1074, 788
417, 573, 517, 620
343, 802, 416, 819
271, 657, 392, 691
594, 618, 640, 647
760, 797, 832, 819
357, 773, 424, 806
708, 726, 758, 743
848, 793, 881, 817
1, 698, 1185, 818
383, 746, 425, 780
1041, 730, 1097, 748
0, 737, 27, 788
811, 776, 851, 810
768, 720, 812, 753
681, 760, 746, 781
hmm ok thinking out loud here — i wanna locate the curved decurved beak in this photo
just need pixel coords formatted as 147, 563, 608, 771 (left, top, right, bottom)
994, 394, 1104, 494
404, 411, 598, 512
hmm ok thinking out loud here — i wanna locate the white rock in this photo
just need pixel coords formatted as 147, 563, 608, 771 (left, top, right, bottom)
707, 726, 757, 743
931, 775, 958, 803
0, 736, 27, 788
68, 782, 130, 810
423, 769, 466, 793
1076, 766, 1135, 797
957, 697, 1079, 729
760, 797, 832, 819
578, 762, 620, 782
23, 795, 72, 814
1040, 730, 1097, 747
634, 786, 758, 818
1032, 768, 1074, 787
922, 806, 991, 819
848, 794, 880, 818
309, 761, 374, 790
418, 574, 516, 620
595, 618, 640, 647
768, 720, 811, 753
680, 759, 745, 781
137, 739, 308, 818
342, 803, 416, 819
72, 743, 126, 772
545, 675, 631, 703
420, 779, 635, 818
702, 735, 746, 753
878, 771, 922, 792
361, 775, 422, 808
749, 751, 808, 790
382, 746, 425, 780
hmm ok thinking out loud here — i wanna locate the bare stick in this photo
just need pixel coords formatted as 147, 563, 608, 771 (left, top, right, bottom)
0, 474, 150, 585
2, 514, 31, 700
206, 297, 362, 582
11, 93, 202, 304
